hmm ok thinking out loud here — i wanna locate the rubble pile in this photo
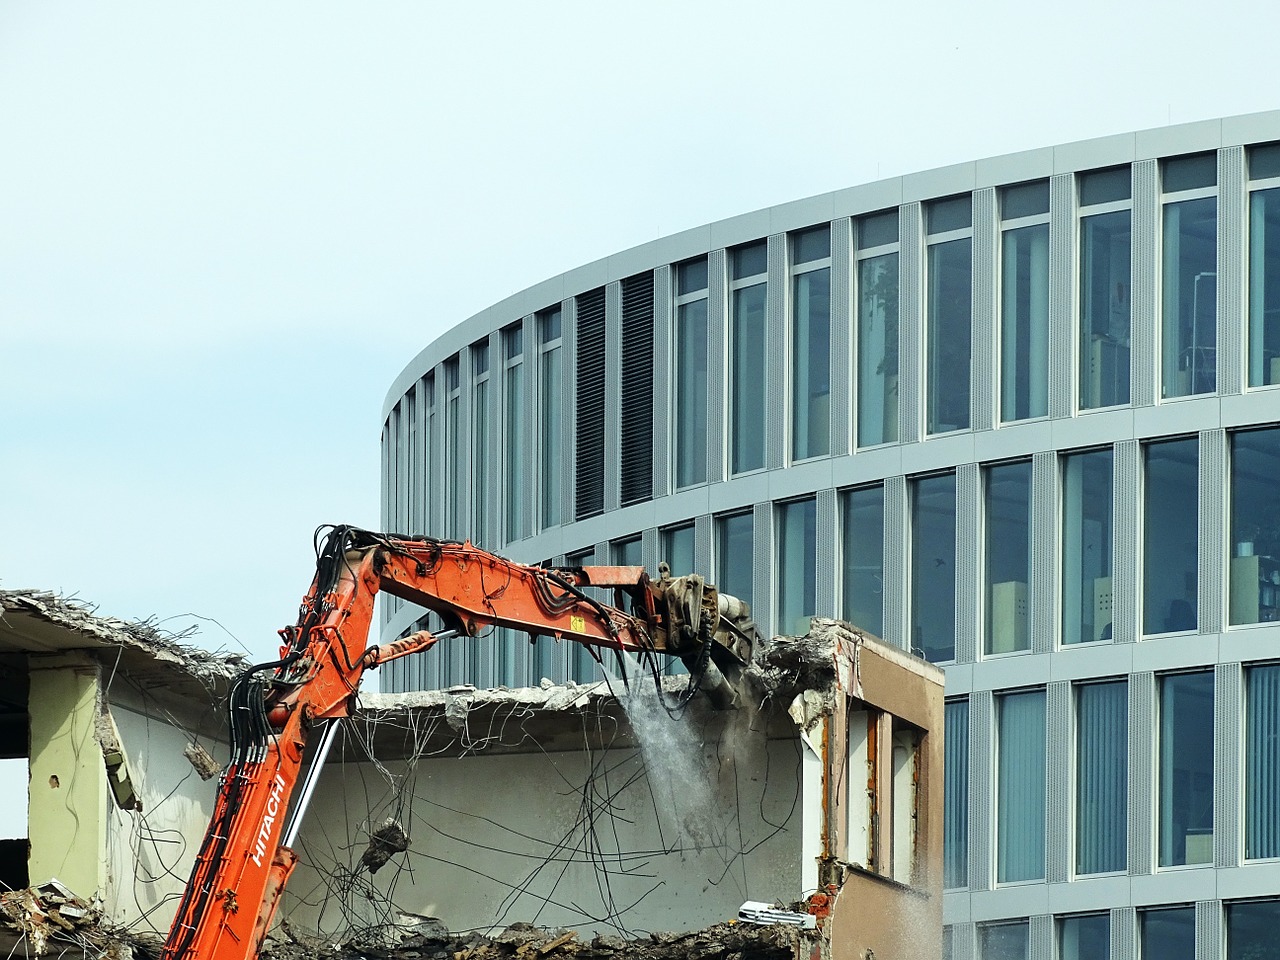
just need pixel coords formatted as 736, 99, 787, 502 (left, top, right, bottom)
262, 920, 811, 960
0, 880, 131, 957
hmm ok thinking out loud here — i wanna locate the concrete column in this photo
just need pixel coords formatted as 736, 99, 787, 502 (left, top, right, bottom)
28, 653, 106, 899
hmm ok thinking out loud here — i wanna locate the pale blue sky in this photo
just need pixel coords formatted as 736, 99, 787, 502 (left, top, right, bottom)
1, 0, 1275, 676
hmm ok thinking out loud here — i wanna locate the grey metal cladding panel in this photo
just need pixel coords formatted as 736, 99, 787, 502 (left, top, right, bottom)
1031, 452, 1059, 655
883, 475, 909, 650
1194, 900, 1221, 960
830, 218, 852, 458
1114, 440, 1141, 644
561, 298, 576, 526
653, 266, 672, 500
1218, 146, 1246, 397
1200, 429, 1227, 634
1050, 173, 1077, 419
1214, 662, 1242, 869
694, 514, 712, 581
1131, 160, 1159, 408
431, 362, 447, 534
486, 330, 503, 546
767, 234, 787, 470
1129, 671, 1155, 875
753, 502, 775, 639
641, 526, 659, 572
972, 188, 998, 433
949, 923, 975, 960
816, 487, 837, 618
521, 314, 537, 543
955, 463, 981, 665
969, 689, 993, 892
899, 203, 923, 443
1028, 915, 1053, 960
604, 281, 622, 513
1111, 907, 1136, 960
457, 346, 473, 536
1046, 680, 1072, 883
707, 251, 728, 484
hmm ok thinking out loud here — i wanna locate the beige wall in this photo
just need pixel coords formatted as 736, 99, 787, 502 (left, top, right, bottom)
27, 653, 107, 899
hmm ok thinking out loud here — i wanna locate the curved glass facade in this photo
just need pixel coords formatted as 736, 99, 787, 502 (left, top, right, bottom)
380, 113, 1280, 957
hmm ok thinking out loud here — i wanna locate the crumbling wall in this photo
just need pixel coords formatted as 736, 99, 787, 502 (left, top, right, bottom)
102, 693, 229, 930
284, 681, 805, 940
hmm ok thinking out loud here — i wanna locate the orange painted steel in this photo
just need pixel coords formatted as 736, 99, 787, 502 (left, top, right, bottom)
161, 534, 689, 960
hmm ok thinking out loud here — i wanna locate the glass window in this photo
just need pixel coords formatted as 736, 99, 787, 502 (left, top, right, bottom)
1250, 145, 1280, 389
1230, 427, 1280, 625
471, 343, 490, 546
1161, 155, 1218, 399
613, 537, 642, 567
661, 524, 695, 576
1249, 180, 1280, 388
538, 307, 563, 529
792, 227, 831, 460
778, 498, 817, 636
1228, 899, 1280, 959
566, 548, 598, 682
1080, 166, 1132, 207
1141, 907, 1195, 960
912, 473, 957, 662
927, 198, 973, 434
503, 326, 525, 543
856, 214, 900, 448
944, 699, 969, 889
996, 689, 1046, 883
1063, 448, 1114, 644
731, 243, 768, 474
1159, 671, 1214, 866
717, 512, 754, 611
859, 208, 898, 249
979, 921, 1028, 960
1143, 437, 1199, 635
675, 259, 709, 488
1000, 215, 1050, 422
986, 461, 1032, 655
841, 485, 884, 637
1002, 180, 1050, 220
1165, 152, 1217, 193
1060, 914, 1109, 960
1076, 680, 1128, 875
1080, 208, 1132, 409
1246, 664, 1280, 860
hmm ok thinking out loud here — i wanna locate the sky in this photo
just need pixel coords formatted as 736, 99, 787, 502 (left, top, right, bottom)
1, 0, 1277, 676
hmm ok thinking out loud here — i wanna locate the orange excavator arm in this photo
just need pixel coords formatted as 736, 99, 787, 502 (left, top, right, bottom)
161, 525, 755, 960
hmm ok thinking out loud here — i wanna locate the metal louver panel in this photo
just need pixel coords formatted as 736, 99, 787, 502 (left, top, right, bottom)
620, 272, 655, 507
1131, 160, 1159, 407
1219, 146, 1246, 396
575, 287, 607, 519
1215, 663, 1241, 869
972, 188, 997, 432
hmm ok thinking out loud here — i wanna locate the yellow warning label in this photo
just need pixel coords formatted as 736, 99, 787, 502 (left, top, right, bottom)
570, 615, 585, 633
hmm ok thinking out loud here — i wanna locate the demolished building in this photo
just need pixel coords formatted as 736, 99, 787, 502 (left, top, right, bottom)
0, 591, 943, 960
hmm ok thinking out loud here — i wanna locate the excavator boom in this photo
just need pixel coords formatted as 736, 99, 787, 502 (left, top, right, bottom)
160, 526, 755, 960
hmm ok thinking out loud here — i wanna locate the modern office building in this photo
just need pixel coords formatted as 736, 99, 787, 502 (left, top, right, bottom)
380, 111, 1280, 959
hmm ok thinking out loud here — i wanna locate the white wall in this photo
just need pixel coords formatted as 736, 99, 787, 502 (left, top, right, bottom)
286, 703, 803, 937
103, 692, 229, 931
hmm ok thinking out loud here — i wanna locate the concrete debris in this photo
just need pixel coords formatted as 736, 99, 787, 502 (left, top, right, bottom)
261, 920, 813, 960
0, 589, 247, 682
183, 740, 221, 780
0, 881, 112, 956
359, 817, 410, 874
